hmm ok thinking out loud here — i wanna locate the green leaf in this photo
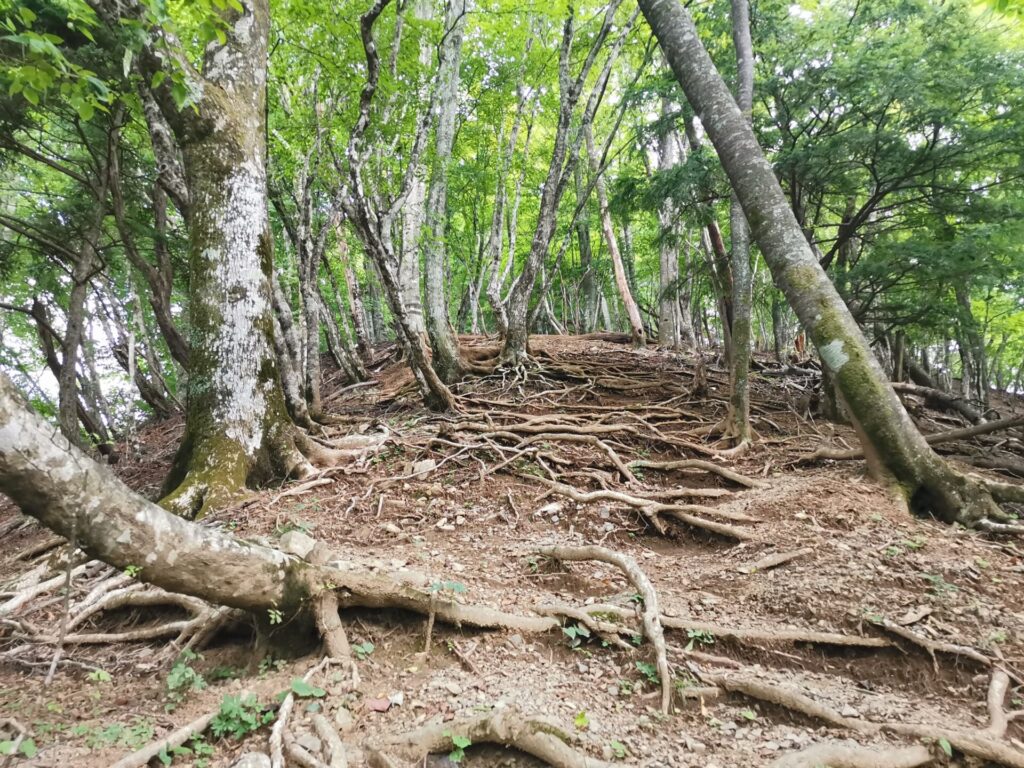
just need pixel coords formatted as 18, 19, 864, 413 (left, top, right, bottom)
451, 735, 471, 749
20, 740, 37, 758
151, 71, 166, 89
939, 738, 953, 757
18, 7, 37, 25
290, 678, 326, 698
574, 711, 590, 730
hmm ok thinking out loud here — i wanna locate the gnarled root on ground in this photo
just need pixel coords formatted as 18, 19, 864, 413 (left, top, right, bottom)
771, 741, 932, 768
369, 706, 613, 768
703, 669, 1024, 768
536, 544, 672, 714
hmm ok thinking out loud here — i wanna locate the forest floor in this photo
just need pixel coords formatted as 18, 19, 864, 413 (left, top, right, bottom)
2, 335, 1024, 768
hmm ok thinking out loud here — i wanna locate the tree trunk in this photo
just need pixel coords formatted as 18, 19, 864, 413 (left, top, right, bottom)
422, 0, 468, 383
640, 0, 1004, 525
584, 125, 645, 347
147, 0, 312, 516
722, 0, 755, 446
656, 99, 682, 349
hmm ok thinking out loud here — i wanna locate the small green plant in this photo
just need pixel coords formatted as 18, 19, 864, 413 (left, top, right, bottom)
938, 737, 953, 757
609, 740, 628, 760
617, 679, 634, 696
685, 629, 715, 651
87, 668, 112, 683
922, 573, 957, 597
353, 641, 375, 661
289, 678, 326, 698
443, 730, 472, 762
166, 651, 207, 710
562, 623, 591, 648
429, 580, 467, 595
258, 656, 286, 675
158, 735, 214, 767
902, 537, 925, 550
274, 519, 314, 537
123, 564, 142, 578
740, 708, 757, 721
267, 608, 284, 625
73, 719, 154, 750
210, 694, 274, 740
635, 661, 659, 685
574, 711, 590, 731
0, 739, 37, 759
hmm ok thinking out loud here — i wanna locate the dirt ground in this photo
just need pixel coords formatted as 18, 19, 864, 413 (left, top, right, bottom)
2, 335, 1024, 767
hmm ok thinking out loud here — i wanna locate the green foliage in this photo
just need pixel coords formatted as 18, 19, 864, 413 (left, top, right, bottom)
608, 740, 628, 760
165, 650, 207, 710
635, 660, 659, 684
289, 678, 326, 698
561, 622, 591, 648
443, 730, 472, 763
352, 641, 375, 661
209, 694, 273, 740
72, 718, 154, 750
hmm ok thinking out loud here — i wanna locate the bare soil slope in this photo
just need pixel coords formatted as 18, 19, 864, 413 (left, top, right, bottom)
2, 336, 1023, 767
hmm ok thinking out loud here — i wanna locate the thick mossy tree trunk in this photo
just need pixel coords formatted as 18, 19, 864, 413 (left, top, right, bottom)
111, 0, 313, 516
639, 0, 1005, 525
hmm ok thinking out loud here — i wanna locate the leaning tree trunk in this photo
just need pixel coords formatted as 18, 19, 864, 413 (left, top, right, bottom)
639, 0, 1004, 525
422, 0, 468, 383
722, 0, 755, 447
140, 0, 312, 516
584, 125, 645, 347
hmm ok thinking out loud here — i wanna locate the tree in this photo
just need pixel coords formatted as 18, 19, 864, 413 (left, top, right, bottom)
90, 0, 316, 515
637, 0, 1018, 526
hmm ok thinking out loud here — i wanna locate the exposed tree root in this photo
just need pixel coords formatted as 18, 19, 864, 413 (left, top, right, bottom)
371, 706, 613, 768
803, 414, 1024, 462
736, 547, 812, 574
771, 741, 932, 768
271, 657, 331, 768
110, 710, 217, 768
537, 544, 672, 713
702, 670, 1024, 768
870, 616, 1017, 680
529, 476, 758, 540
628, 458, 769, 488
587, 604, 891, 650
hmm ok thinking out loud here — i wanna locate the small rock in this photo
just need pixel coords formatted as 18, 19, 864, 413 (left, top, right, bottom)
840, 706, 860, 718
389, 691, 405, 707
366, 698, 392, 713
455, 515, 466, 526
334, 707, 355, 733
412, 459, 436, 476
445, 682, 463, 695
279, 530, 316, 559
382, 522, 402, 534
296, 732, 321, 753
507, 634, 525, 650
231, 754, 271, 768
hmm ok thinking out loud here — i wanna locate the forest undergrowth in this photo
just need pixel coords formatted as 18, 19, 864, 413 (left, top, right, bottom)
2, 335, 1024, 768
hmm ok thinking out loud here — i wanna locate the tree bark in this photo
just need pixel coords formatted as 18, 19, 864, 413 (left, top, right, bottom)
107, 0, 315, 515
422, 0, 468, 383
584, 124, 645, 347
640, 0, 1004, 525
723, 0, 755, 446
